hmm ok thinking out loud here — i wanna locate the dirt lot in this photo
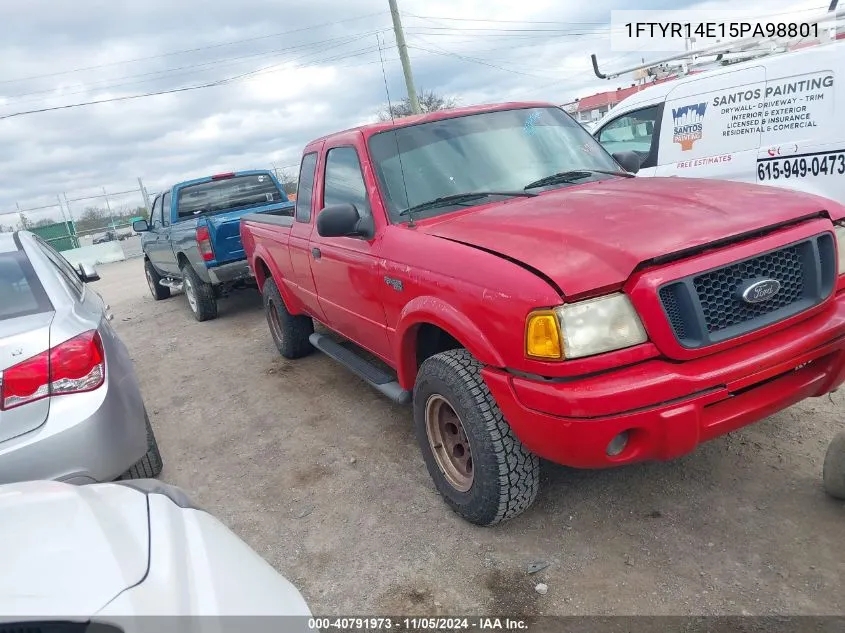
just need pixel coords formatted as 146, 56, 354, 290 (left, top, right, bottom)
98, 257, 843, 616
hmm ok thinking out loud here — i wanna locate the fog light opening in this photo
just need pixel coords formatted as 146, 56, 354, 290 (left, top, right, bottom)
607, 431, 630, 457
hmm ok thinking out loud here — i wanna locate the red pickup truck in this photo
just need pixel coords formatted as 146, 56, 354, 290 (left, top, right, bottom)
241, 102, 845, 525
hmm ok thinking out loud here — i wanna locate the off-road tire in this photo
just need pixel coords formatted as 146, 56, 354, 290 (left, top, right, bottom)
823, 431, 845, 500
119, 411, 164, 480
263, 277, 313, 359
145, 259, 170, 300
181, 262, 217, 322
413, 349, 540, 526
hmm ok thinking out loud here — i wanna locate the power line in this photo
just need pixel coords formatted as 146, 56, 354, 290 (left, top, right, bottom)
0, 11, 389, 86
0, 44, 397, 120
408, 44, 557, 79
4, 30, 389, 106
404, 13, 607, 25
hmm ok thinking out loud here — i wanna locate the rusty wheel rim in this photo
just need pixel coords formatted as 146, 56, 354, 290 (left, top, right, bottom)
425, 394, 474, 492
267, 299, 283, 344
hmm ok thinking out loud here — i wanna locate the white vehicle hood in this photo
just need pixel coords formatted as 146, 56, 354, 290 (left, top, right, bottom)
0, 480, 149, 617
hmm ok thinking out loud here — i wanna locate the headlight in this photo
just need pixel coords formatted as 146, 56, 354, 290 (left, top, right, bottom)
835, 222, 845, 274
526, 294, 648, 361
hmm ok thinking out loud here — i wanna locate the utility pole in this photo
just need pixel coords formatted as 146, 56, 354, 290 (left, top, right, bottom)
138, 177, 151, 212
387, 0, 421, 115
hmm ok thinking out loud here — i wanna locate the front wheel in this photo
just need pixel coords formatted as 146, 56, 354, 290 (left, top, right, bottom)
181, 262, 218, 322
413, 349, 540, 526
145, 259, 170, 301
823, 431, 845, 500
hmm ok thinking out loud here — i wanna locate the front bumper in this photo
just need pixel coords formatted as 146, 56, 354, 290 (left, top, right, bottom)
207, 259, 253, 285
483, 292, 845, 469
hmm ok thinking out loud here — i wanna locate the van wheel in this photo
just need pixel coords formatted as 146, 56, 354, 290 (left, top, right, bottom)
145, 260, 170, 300
413, 349, 539, 526
263, 277, 313, 359
823, 431, 845, 500
181, 262, 217, 322
119, 411, 164, 480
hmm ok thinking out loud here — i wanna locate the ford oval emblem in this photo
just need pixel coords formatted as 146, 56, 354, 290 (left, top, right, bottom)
739, 278, 782, 304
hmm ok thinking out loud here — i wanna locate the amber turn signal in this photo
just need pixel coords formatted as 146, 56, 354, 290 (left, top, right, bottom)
525, 311, 563, 360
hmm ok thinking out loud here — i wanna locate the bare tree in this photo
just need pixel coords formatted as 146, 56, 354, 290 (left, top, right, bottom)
378, 89, 458, 121
278, 168, 298, 195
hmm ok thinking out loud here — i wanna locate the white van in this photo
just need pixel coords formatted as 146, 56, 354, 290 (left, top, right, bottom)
592, 40, 845, 203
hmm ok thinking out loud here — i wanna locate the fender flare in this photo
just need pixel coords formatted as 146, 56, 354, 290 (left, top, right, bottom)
394, 295, 505, 389
249, 245, 305, 314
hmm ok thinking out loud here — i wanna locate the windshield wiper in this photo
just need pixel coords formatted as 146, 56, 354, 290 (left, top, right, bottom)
523, 169, 634, 191
398, 191, 536, 217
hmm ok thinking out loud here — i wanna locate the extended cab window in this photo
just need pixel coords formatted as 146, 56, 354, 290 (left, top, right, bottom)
368, 106, 619, 221
176, 174, 284, 219
296, 153, 318, 223
323, 147, 371, 218
596, 105, 660, 165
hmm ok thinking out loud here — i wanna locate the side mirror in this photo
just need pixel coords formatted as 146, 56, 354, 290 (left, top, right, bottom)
316, 203, 369, 238
77, 262, 100, 283
132, 220, 150, 232
612, 151, 641, 175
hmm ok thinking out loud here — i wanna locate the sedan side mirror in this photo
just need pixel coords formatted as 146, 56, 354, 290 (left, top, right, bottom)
316, 203, 370, 238
77, 262, 100, 283
612, 151, 641, 175
132, 220, 150, 232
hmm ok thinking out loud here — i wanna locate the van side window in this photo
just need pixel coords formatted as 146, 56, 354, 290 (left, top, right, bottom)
597, 105, 661, 168
296, 153, 318, 223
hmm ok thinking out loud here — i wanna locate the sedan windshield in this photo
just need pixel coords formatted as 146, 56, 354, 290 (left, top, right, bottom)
368, 107, 621, 222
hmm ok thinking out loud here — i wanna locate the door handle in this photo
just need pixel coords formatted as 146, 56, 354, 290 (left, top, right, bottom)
311, 247, 322, 260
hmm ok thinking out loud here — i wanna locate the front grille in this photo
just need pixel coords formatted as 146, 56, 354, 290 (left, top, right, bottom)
658, 233, 836, 348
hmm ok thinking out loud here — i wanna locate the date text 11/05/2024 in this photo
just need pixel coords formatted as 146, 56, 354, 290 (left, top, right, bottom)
625, 21, 818, 39
308, 617, 528, 631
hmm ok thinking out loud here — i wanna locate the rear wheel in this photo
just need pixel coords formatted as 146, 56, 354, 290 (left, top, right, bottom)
145, 259, 170, 300
119, 411, 164, 480
413, 349, 540, 526
181, 262, 218, 322
263, 277, 313, 359
823, 431, 845, 500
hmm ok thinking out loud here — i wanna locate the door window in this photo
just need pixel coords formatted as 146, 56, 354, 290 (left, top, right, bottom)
150, 196, 162, 229
161, 191, 171, 227
597, 105, 661, 167
323, 147, 371, 219
296, 153, 318, 223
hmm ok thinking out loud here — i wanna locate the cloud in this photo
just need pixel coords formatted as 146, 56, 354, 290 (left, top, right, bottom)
0, 0, 823, 222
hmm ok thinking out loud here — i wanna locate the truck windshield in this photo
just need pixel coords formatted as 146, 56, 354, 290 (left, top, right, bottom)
0, 250, 53, 321
176, 174, 285, 219
368, 107, 621, 222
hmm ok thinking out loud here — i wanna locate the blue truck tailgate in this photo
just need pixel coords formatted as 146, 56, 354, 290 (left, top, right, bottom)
204, 201, 293, 265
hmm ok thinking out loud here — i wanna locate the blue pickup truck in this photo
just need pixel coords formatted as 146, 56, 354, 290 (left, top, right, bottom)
133, 170, 294, 321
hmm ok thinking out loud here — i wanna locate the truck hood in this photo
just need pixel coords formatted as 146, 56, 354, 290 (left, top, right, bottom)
419, 177, 833, 297
0, 481, 149, 617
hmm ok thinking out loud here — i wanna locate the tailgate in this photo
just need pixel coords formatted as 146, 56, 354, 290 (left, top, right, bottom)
205, 202, 293, 265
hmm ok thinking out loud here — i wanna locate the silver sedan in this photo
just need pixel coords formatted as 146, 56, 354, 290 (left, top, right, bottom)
0, 230, 161, 484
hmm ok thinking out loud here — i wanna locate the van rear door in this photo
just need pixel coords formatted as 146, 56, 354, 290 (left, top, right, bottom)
654, 66, 766, 182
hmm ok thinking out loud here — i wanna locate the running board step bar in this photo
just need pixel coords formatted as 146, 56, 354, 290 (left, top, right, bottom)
309, 333, 411, 405
159, 278, 183, 291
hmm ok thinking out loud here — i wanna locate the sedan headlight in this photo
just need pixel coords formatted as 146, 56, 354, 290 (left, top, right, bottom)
835, 222, 845, 274
526, 293, 648, 360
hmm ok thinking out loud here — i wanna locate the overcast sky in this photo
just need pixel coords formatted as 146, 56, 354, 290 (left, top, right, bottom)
0, 0, 827, 222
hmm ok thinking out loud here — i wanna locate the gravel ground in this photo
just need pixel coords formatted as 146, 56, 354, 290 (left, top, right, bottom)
97, 257, 844, 616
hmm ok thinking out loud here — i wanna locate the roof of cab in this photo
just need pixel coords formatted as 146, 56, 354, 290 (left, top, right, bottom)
304, 101, 555, 149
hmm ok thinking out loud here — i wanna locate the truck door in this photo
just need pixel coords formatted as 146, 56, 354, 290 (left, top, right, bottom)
655, 66, 766, 182
156, 191, 179, 276
145, 196, 169, 275
309, 143, 392, 361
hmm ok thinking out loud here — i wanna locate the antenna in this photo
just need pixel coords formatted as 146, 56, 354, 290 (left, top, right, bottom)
377, 32, 416, 228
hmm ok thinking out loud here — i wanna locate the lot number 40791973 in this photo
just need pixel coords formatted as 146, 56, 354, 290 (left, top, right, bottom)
758, 151, 845, 181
